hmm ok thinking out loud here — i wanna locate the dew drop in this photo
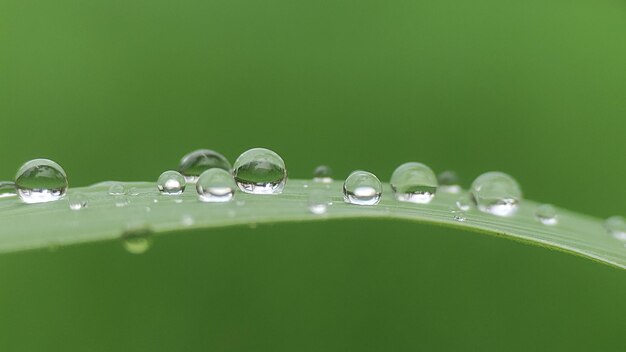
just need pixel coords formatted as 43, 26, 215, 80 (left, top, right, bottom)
108, 183, 126, 196
470, 172, 522, 217
233, 148, 287, 195
157, 170, 186, 195
438, 170, 461, 194
0, 181, 17, 198
535, 204, 558, 225
15, 159, 68, 204
121, 224, 152, 254
68, 192, 88, 210
178, 149, 231, 183
605, 216, 626, 242
343, 170, 382, 206
115, 195, 130, 208
308, 190, 328, 215
390, 162, 437, 204
452, 211, 467, 222
128, 187, 141, 196
196, 169, 236, 202
313, 165, 333, 183
455, 196, 471, 211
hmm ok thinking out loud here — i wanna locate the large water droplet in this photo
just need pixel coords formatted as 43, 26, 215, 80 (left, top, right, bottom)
470, 172, 522, 217
308, 190, 328, 215
390, 162, 437, 204
233, 148, 287, 194
605, 216, 626, 241
438, 170, 461, 194
122, 224, 153, 254
68, 192, 88, 210
157, 170, 186, 195
178, 149, 231, 183
15, 159, 68, 204
108, 183, 126, 196
535, 204, 557, 225
313, 165, 333, 183
196, 169, 236, 202
343, 170, 382, 206
0, 181, 17, 198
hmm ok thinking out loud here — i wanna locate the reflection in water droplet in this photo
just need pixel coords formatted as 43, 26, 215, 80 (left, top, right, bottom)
108, 183, 126, 196
343, 170, 382, 206
313, 165, 333, 183
69, 193, 88, 210
122, 224, 153, 255
0, 181, 17, 198
196, 169, 236, 202
308, 190, 328, 215
438, 170, 461, 194
15, 159, 68, 204
471, 172, 522, 217
157, 170, 186, 195
390, 162, 438, 204
535, 204, 558, 225
605, 216, 626, 242
233, 148, 287, 194
178, 149, 231, 183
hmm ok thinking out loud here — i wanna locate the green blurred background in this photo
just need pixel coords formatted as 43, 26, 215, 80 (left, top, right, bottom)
1, 0, 625, 350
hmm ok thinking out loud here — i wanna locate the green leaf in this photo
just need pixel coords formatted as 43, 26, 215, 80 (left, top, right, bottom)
0, 179, 623, 269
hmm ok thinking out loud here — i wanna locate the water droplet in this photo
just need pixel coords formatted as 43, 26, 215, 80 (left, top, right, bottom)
343, 170, 382, 206
0, 181, 17, 198
115, 195, 130, 208
455, 196, 471, 211
196, 169, 236, 202
233, 148, 287, 194
605, 216, 626, 241
157, 170, 186, 195
390, 162, 437, 204
178, 149, 231, 183
181, 215, 195, 226
128, 187, 141, 196
313, 165, 333, 183
68, 193, 88, 210
15, 159, 68, 204
470, 172, 522, 217
438, 170, 461, 194
308, 190, 328, 215
452, 211, 467, 222
535, 204, 558, 225
121, 224, 152, 254
108, 183, 126, 196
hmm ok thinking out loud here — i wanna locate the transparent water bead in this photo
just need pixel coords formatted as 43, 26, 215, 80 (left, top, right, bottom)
438, 170, 461, 194
343, 170, 382, 206
0, 181, 17, 198
308, 190, 328, 215
233, 148, 287, 195
15, 159, 68, 204
313, 165, 333, 183
605, 216, 626, 242
68, 193, 88, 210
470, 172, 522, 217
115, 195, 130, 208
157, 170, 186, 195
178, 149, 231, 183
196, 169, 236, 202
455, 196, 471, 211
108, 183, 126, 196
452, 210, 467, 222
390, 162, 438, 204
535, 204, 558, 225
122, 224, 153, 254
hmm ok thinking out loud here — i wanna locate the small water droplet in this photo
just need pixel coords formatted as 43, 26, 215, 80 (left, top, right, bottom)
308, 190, 328, 215
313, 165, 333, 183
68, 192, 88, 210
152, 198, 159, 204
303, 184, 309, 188
15, 159, 68, 204
115, 195, 130, 208
343, 170, 382, 206
455, 196, 471, 211
452, 211, 467, 222
438, 170, 461, 194
157, 170, 186, 195
121, 224, 153, 254
390, 162, 437, 204
196, 169, 236, 202
233, 148, 287, 194
178, 149, 231, 183
471, 172, 522, 217
605, 216, 626, 241
128, 187, 141, 196
108, 183, 126, 196
535, 204, 558, 225
181, 215, 195, 226
0, 181, 17, 198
